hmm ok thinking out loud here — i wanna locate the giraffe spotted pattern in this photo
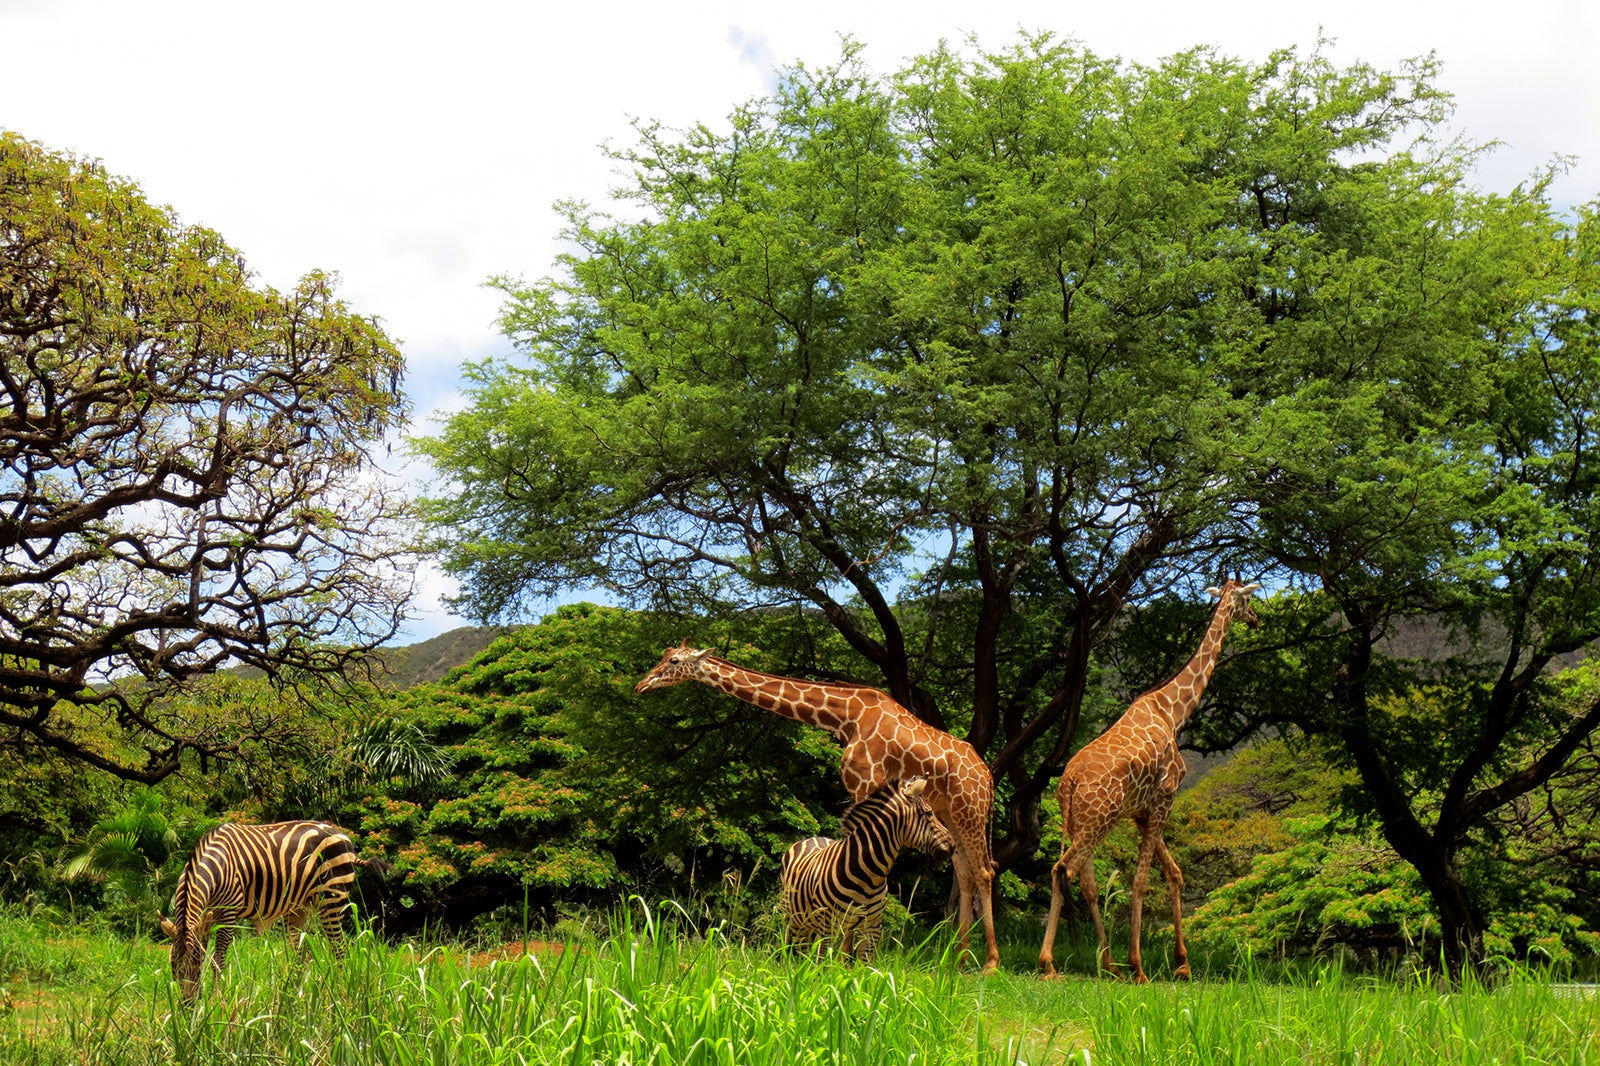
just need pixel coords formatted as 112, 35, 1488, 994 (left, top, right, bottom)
636, 645, 1002, 973
1038, 579, 1262, 983
780, 778, 954, 961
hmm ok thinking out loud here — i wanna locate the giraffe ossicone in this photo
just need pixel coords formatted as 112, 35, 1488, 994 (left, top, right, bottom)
1037, 578, 1262, 983
636, 643, 1002, 973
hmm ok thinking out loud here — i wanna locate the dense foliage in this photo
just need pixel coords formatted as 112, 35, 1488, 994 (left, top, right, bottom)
344, 604, 861, 933
5, 32, 1600, 979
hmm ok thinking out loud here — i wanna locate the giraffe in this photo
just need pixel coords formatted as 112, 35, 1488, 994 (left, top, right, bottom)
636, 645, 1001, 973
1037, 578, 1261, 983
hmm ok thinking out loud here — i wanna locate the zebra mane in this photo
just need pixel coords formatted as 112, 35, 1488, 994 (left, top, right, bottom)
169, 824, 227, 939
840, 778, 916, 834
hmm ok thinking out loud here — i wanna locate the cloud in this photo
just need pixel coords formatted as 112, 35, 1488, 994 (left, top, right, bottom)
7, 0, 1597, 640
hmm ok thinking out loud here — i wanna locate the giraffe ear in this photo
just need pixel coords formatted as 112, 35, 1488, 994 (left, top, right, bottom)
1239, 582, 1261, 594
689, 648, 712, 663
1205, 586, 1223, 599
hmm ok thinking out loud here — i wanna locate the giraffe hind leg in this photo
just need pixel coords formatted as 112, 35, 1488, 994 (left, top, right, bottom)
1154, 837, 1190, 980
1037, 849, 1070, 978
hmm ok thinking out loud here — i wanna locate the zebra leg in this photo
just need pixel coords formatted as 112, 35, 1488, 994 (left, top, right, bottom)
319, 896, 351, 960
210, 925, 235, 975
856, 918, 884, 963
283, 913, 307, 962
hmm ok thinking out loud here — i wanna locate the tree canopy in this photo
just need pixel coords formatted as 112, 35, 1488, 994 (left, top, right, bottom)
0, 133, 415, 784
415, 35, 1600, 971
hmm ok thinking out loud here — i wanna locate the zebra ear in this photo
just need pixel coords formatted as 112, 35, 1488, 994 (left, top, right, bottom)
158, 913, 178, 939
902, 778, 928, 798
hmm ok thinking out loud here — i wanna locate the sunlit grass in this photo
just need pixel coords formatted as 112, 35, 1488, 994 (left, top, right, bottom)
4, 905, 1598, 1065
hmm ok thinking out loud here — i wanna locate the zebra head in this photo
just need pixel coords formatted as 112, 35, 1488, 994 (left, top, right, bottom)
158, 899, 211, 999
896, 778, 956, 858
635, 642, 713, 692
843, 778, 955, 859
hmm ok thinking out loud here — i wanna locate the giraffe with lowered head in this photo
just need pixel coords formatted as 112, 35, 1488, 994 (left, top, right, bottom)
636, 645, 1001, 974
1038, 578, 1261, 982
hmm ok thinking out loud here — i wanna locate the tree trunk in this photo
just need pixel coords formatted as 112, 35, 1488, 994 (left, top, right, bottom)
1408, 846, 1486, 976
1333, 616, 1487, 976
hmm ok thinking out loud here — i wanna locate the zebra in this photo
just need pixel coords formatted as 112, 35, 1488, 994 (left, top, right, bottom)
157, 820, 382, 998
780, 777, 955, 962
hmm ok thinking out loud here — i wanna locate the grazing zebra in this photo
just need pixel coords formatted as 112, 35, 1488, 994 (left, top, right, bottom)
780, 777, 954, 962
158, 820, 380, 998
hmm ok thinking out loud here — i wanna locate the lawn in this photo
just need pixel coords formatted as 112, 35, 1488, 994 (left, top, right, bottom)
3, 907, 1597, 1065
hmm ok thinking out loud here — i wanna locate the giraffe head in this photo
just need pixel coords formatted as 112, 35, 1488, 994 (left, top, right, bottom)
635, 642, 714, 692
1206, 579, 1263, 629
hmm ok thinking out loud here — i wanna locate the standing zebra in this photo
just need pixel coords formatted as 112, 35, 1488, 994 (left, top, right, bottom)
780, 778, 954, 962
158, 820, 380, 999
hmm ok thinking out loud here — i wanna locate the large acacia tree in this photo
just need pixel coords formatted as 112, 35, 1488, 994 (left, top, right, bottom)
0, 133, 415, 784
418, 37, 1600, 968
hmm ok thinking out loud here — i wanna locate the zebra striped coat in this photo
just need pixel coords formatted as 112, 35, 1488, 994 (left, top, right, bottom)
780, 778, 954, 962
158, 820, 376, 998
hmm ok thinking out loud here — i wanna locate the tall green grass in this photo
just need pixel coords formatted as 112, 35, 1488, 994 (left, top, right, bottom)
6, 902, 1019, 1065
4, 905, 1598, 1065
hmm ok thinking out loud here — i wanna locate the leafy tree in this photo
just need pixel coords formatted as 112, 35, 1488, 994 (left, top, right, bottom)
417, 33, 1600, 971
417, 35, 1456, 872
58, 787, 206, 930
0, 133, 415, 783
1183, 164, 1600, 971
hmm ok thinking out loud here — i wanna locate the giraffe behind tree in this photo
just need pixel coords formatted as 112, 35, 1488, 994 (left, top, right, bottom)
636, 645, 1001, 974
1038, 578, 1261, 983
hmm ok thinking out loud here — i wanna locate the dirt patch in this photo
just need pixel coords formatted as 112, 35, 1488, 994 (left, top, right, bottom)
467, 940, 568, 967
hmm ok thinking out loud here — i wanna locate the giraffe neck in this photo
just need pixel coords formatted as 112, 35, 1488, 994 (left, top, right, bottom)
1153, 595, 1241, 733
699, 659, 857, 735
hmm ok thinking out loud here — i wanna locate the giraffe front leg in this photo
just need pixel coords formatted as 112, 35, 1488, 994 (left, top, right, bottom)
1075, 855, 1121, 978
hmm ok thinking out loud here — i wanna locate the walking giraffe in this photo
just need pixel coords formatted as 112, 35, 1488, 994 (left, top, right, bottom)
636, 646, 1002, 973
1038, 579, 1261, 982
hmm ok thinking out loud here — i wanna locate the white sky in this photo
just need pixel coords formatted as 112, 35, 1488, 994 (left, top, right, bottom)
6, 0, 1597, 641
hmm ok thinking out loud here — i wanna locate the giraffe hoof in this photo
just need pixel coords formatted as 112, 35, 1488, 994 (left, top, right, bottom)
1175, 964, 1191, 981
1039, 970, 1063, 982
